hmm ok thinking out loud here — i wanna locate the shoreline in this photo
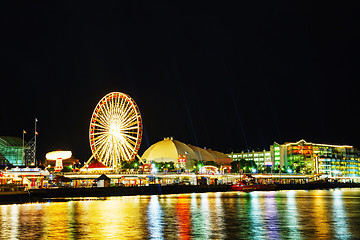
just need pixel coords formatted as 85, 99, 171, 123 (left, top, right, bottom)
1, 182, 359, 204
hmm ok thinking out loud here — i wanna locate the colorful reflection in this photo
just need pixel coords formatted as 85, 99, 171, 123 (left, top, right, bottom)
285, 191, 301, 239
249, 192, 266, 239
0, 189, 359, 239
312, 190, 332, 238
147, 195, 163, 239
212, 192, 225, 238
176, 195, 191, 239
263, 192, 280, 239
332, 190, 350, 240
190, 193, 211, 239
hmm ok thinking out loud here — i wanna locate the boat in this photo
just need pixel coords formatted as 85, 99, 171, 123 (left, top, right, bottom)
0, 184, 30, 203
230, 183, 277, 192
230, 173, 277, 192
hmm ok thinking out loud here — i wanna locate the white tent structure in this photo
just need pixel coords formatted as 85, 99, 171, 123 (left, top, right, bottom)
207, 150, 233, 165
141, 137, 197, 169
188, 144, 214, 162
141, 137, 233, 170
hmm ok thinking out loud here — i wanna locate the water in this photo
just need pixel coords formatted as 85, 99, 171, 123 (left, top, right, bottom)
1, 189, 360, 240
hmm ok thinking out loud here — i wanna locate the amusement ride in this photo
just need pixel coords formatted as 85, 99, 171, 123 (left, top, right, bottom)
88, 92, 143, 169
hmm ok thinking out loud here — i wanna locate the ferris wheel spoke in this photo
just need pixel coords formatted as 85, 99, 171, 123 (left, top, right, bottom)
122, 111, 136, 123
113, 142, 122, 163
94, 135, 111, 155
91, 122, 109, 131
117, 143, 129, 161
121, 133, 139, 142
121, 131, 138, 138
114, 136, 131, 160
97, 113, 111, 128
121, 125, 140, 132
103, 98, 116, 123
97, 101, 111, 123
120, 137, 135, 151
115, 96, 123, 115
125, 138, 137, 150
93, 132, 109, 142
93, 130, 110, 136
95, 144, 109, 161
121, 114, 137, 129
101, 108, 113, 126
119, 103, 134, 122
118, 97, 128, 117
122, 142, 133, 160
120, 135, 136, 149
98, 138, 112, 161
109, 98, 118, 118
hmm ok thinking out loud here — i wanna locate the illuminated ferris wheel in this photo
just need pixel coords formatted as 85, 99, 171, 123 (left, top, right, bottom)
89, 92, 143, 168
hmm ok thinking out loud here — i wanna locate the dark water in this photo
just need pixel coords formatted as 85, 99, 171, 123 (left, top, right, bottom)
1, 189, 359, 239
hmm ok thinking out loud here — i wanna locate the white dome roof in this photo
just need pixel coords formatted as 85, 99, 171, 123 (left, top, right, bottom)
207, 150, 233, 165
188, 144, 214, 162
141, 138, 197, 168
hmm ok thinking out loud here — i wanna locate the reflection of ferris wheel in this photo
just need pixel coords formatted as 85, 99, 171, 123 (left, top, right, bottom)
89, 92, 143, 168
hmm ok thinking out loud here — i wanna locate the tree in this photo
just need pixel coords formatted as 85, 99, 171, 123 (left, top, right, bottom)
61, 166, 72, 172
121, 160, 139, 170
239, 158, 247, 172
230, 161, 240, 173
205, 161, 219, 168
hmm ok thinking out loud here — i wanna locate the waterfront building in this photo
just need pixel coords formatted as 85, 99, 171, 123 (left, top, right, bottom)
279, 139, 360, 177
228, 139, 360, 177
0, 136, 26, 166
227, 149, 271, 169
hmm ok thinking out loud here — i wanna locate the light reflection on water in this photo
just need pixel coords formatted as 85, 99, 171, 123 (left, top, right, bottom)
1, 189, 360, 239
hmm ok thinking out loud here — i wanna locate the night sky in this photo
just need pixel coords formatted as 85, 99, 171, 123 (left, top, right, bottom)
1, 2, 359, 163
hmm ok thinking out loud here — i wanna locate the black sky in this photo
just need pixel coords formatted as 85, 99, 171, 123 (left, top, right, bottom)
1, 2, 359, 162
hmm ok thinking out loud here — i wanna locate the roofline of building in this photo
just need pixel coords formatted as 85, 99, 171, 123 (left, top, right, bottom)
282, 139, 353, 148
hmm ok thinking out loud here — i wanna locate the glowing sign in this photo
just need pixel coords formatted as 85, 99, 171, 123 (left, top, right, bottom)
178, 154, 186, 163
265, 161, 273, 166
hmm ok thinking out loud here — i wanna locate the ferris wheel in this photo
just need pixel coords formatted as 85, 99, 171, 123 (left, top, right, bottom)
89, 92, 143, 168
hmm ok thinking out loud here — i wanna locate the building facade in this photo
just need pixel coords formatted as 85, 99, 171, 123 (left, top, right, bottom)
227, 149, 271, 169
0, 136, 25, 166
280, 139, 360, 177
228, 139, 360, 177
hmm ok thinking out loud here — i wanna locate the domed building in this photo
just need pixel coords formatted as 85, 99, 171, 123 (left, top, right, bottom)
141, 137, 233, 170
188, 144, 214, 162
188, 144, 233, 166
206, 149, 233, 165
141, 137, 197, 169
